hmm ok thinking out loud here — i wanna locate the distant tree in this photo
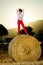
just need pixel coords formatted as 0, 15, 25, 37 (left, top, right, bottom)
27, 26, 33, 33
36, 30, 43, 42
0, 24, 8, 42
20, 26, 35, 36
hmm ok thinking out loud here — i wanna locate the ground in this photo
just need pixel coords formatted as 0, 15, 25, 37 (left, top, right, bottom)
0, 49, 14, 63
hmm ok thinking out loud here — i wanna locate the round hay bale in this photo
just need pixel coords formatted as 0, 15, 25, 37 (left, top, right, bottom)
8, 35, 41, 62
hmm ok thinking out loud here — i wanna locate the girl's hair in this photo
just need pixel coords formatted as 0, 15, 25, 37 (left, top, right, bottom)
19, 9, 22, 12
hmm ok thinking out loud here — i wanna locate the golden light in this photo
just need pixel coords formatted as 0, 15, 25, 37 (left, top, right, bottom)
5, 9, 35, 29
0, 0, 43, 29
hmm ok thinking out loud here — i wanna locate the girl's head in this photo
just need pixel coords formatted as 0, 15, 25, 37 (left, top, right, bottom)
19, 9, 22, 14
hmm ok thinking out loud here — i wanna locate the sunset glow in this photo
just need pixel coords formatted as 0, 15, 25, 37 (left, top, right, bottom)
0, 0, 43, 29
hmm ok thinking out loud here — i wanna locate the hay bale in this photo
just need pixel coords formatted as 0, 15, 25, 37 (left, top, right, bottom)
8, 35, 41, 62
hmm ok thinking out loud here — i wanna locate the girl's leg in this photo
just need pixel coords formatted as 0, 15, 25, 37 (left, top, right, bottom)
20, 21, 28, 35
17, 20, 20, 34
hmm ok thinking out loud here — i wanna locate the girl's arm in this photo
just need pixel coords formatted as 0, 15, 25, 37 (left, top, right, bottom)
16, 9, 19, 15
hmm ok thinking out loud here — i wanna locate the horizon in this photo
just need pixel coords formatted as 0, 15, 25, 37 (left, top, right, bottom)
0, 19, 43, 30
0, 0, 43, 29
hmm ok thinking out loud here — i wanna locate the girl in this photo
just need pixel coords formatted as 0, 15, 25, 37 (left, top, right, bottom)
16, 8, 28, 35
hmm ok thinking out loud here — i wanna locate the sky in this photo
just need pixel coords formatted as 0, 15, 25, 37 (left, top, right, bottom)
0, 0, 43, 29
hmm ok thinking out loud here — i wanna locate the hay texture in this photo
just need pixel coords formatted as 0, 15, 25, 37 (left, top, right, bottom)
8, 35, 41, 62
